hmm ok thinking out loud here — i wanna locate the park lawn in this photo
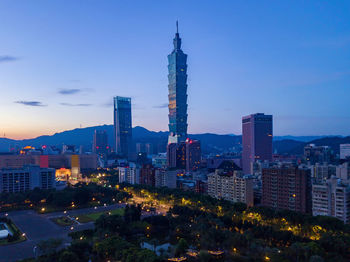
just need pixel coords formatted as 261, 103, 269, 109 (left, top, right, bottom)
77, 208, 124, 223
51, 216, 74, 226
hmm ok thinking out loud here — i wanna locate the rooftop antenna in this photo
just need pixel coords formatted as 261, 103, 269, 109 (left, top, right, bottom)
176, 20, 179, 34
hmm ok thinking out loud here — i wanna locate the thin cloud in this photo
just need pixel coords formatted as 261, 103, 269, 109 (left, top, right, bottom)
14, 101, 46, 107
58, 88, 81, 95
153, 103, 168, 109
0, 55, 19, 63
60, 103, 92, 107
101, 101, 113, 107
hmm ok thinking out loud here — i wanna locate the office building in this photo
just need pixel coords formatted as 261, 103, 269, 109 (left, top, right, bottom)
93, 130, 109, 156
262, 165, 311, 213
242, 113, 273, 174
340, 144, 350, 160
304, 144, 332, 164
167, 142, 186, 169
207, 169, 254, 206
114, 96, 132, 158
312, 176, 350, 223
167, 22, 188, 144
185, 139, 201, 172
0, 165, 55, 193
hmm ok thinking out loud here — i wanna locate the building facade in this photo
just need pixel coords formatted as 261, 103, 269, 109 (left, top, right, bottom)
208, 169, 254, 206
167, 22, 188, 144
185, 139, 201, 172
242, 113, 273, 174
114, 96, 132, 158
93, 130, 109, 156
312, 176, 350, 223
155, 169, 177, 188
118, 163, 140, 185
262, 165, 312, 213
340, 144, 350, 160
0, 165, 55, 193
304, 144, 332, 164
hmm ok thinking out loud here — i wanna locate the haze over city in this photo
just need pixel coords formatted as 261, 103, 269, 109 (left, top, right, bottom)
1, 0, 350, 139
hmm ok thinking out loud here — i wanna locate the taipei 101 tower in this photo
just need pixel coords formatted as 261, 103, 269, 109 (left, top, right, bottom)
167, 21, 188, 144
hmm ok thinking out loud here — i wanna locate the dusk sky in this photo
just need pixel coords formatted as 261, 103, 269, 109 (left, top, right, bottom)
1, 1, 350, 139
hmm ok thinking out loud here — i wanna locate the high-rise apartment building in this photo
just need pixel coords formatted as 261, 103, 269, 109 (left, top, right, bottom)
340, 144, 350, 160
140, 164, 155, 186
207, 169, 254, 206
114, 96, 132, 158
167, 22, 188, 144
310, 163, 336, 183
118, 163, 139, 185
155, 169, 177, 188
262, 165, 312, 213
93, 130, 109, 156
312, 176, 350, 223
242, 113, 273, 174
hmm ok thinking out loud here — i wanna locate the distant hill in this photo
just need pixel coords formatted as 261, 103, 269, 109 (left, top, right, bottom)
273, 139, 305, 154
0, 126, 347, 155
273, 136, 328, 142
0, 126, 240, 154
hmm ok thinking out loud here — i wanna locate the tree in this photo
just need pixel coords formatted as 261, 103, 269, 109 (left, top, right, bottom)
37, 238, 63, 256
59, 251, 79, 262
175, 238, 188, 256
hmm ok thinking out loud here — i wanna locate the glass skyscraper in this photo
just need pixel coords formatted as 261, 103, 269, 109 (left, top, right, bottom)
114, 96, 132, 158
167, 22, 188, 144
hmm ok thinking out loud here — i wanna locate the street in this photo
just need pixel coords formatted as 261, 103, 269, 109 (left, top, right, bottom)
0, 204, 124, 262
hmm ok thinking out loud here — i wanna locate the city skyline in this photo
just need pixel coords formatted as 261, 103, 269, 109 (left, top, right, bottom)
1, 1, 350, 139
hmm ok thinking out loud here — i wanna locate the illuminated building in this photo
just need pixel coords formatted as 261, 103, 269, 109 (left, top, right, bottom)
93, 130, 109, 156
262, 165, 312, 213
70, 155, 80, 180
0, 165, 55, 193
167, 22, 188, 144
185, 139, 201, 172
114, 96, 132, 158
242, 113, 273, 174
55, 168, 71, 181
167, 139, 201, 171
167, 142, 186, 169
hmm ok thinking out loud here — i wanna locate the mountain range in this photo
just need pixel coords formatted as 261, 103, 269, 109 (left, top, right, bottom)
0, 125, 348, 155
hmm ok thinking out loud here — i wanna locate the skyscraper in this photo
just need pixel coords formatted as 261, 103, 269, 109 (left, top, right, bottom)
114, 96, 132, 158
167, 21, 188, 144
93, 130, 108, 156
185, 139, 201, 172
242, 113, 273, 174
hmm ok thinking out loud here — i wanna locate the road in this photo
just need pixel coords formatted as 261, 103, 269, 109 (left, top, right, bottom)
0, 204, 124, 262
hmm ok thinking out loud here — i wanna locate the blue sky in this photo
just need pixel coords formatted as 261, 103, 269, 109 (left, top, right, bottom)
0, 1, 349, 139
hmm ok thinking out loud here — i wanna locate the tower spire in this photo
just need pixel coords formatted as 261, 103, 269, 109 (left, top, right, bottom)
176, 20, 179, 34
